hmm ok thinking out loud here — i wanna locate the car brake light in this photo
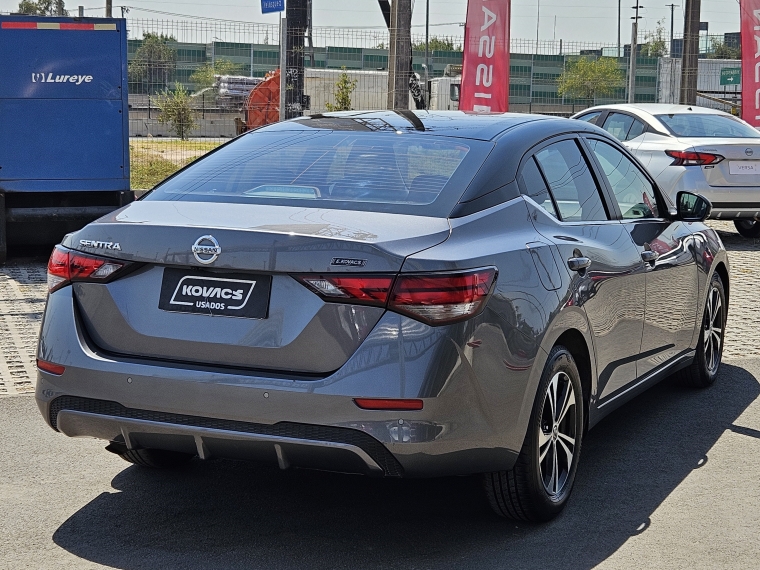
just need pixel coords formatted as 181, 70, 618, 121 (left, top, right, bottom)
665, 150, 724, 166
354, 398, 423, 410
297, 275, 394, 305
389, 268, 497, 325
37, 359, 65, 375
47, 245, 126, 293
297, 267, 497, 325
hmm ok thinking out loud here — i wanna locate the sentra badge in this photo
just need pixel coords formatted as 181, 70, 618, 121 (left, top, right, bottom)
79, 239, 121, 251
169, 276, 256, 311
192, 235, 222, 264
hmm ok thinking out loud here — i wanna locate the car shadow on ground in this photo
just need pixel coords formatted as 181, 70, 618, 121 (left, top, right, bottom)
53, 363, 759, 570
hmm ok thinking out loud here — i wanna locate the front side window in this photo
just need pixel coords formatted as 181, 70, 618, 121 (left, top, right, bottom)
588, 139, 659, 219
534, 139, 608, 222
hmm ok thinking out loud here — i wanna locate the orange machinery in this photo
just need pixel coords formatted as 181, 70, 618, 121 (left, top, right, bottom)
244, 69, 280, 130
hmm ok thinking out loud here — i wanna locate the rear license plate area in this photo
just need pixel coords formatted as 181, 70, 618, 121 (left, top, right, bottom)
158, 268, 271, 319
728, 161, 760, 175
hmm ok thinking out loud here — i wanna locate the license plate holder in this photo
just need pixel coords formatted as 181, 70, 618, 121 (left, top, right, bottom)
729, 161, 760, 175
159, 268, 271, 319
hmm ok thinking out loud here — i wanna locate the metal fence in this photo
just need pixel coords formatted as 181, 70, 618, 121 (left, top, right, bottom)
109, 18, 740, 188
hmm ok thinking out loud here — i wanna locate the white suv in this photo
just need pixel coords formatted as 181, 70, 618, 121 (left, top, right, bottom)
573, 104, 760, 238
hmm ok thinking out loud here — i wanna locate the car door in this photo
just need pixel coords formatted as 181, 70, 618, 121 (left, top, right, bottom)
519, 136, 648, 400
583, 136, 699, 381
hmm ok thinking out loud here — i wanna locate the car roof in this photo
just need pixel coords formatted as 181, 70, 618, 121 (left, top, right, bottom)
577, 103, 730, 119
258, 110, 564, 141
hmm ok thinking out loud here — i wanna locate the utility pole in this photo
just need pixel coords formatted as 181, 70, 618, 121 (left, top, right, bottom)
284, 0, 307, 119
666, 3, 678, 55
628, 4, 643, 103
387, 0, 412, 109
105, 0, 112, 18
618, 0, 622, 57
679, 0, 700, 104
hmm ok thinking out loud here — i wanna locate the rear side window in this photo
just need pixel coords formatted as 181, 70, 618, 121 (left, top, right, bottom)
626, 119, 647, 140
588, 139, 659, 219
519, 157, 558, 218
144, 130, 483, 216
602, 112, 635, 141
534, 140, 608, 222
576, 111, 602, 125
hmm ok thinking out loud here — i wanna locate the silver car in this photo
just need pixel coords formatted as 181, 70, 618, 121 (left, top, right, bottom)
36, 111, 729, 522
573, 104, 760, 238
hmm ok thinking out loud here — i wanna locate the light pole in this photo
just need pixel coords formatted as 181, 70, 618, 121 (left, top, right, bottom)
425, 0, 430, 108
536, 0, 540, 54
666, 3, 678, 55
628, 4, 642, 103
618, 0, 621, 57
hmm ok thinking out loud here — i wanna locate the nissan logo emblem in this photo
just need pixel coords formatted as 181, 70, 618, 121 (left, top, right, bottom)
192, 235, 221, 264
746, 148, 754, 157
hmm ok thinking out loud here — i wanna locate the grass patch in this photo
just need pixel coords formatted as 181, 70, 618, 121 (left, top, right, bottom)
129, 139, 224, 190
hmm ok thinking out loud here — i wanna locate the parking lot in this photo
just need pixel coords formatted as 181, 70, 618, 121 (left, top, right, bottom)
1, 221, 759, 569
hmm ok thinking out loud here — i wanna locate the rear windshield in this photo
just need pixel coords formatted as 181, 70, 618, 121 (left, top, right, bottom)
144, 130, 489, 217
655, 113, 760, 138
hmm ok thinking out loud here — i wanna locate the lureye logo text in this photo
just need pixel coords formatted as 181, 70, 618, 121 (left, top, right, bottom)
32, 73, 93, 85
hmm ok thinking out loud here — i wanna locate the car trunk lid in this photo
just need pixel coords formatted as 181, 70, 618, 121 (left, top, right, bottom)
682, 139, 760, 187
65, 201, 450, 374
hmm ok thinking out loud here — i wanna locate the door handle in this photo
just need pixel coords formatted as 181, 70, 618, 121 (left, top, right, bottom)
567, 256, 591, 272
641, 250, 659, 263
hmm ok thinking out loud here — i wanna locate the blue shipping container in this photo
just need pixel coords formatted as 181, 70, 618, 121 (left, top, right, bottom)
0, 15, 132, 260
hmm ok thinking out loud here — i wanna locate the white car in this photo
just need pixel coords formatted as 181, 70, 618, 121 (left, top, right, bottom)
572, 104, 760, 238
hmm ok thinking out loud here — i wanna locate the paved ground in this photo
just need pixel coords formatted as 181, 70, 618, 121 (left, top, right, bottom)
1, 221, 759, 568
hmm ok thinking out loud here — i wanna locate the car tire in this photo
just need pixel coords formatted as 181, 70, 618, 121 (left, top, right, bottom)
118, 448, 195, 469
733, 220, 760, 239
675, 272, 726, 388
483, 345, 584, 522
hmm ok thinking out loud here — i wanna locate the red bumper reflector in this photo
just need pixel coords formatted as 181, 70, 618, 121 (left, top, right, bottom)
354, 398, 423, 411
37, 359, 65, 375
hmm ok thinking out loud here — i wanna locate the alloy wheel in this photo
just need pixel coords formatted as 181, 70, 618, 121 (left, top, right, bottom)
538, 371, 577, 498
703, 285, 724, 375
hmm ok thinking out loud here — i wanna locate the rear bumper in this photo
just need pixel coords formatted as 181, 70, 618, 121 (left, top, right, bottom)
50, 396, 400, 476
36, 286, 532, 477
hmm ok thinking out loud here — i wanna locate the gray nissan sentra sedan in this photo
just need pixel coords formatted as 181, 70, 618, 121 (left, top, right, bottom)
36, 111, 729, 522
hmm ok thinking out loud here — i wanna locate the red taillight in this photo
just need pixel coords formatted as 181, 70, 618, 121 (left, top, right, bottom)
47, 245, 126, 293
297, 275, 394, 305
389, 268, 497, 325
665, 150, 724, 166
354, 398, 423, 411
297, 267, 497, 325
37, 359, 65, 375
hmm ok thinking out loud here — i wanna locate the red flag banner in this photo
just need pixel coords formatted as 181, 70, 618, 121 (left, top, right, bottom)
741, 0, 760, 126
460, 0, 511, 113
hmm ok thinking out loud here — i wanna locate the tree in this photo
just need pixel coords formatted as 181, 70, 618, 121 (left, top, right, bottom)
188, 59, 244, 90
412, 36, 462, 53
709, 39, 741, 60
557, 57, 625, 101
17, 0, 67, 15
128, 33, 177, 94
152, 83, 197, 140
641, 19, 668, 58
325, 67, 358, 112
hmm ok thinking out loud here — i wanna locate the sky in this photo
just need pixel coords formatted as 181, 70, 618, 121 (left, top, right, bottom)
0, 0, 743, 44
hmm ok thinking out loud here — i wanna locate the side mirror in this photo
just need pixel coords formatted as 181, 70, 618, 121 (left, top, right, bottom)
676, 191, 712, 222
